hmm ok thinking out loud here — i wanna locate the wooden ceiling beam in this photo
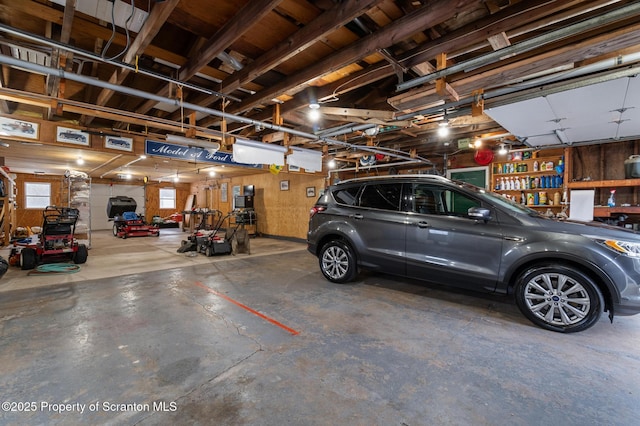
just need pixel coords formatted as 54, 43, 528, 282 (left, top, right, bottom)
82, 0, 180, 126
130, 0, 280, 119
227, 0, 479, 115
399, 0, 589, 70
220, 0, 382, 95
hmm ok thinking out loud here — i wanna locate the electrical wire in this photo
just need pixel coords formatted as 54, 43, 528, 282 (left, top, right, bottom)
27, 263, 81, 275
102, 0, 135, 61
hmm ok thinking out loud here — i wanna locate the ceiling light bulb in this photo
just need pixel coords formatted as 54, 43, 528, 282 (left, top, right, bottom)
209, 170, 216, 177
76, 156, 84, 165
498, 144, 508, 155
437, 125, 449, 137
474, 138, 482, 148
308, 108, 321, 122
174, 175, 179, 182
328, 159, 336, 169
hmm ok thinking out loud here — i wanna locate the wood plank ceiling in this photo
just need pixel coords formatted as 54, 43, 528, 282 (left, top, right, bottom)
0, 0, 639, 182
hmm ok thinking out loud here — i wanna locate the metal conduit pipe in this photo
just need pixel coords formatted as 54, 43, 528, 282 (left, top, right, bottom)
395, 60, 640, 121
0, 54, 431, 165
0, 24, 241, 102
396, 2, 640, 92
318, 123, 378, 138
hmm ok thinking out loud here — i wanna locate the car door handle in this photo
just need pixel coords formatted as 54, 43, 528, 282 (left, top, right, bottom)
416, 221, 430, 228
351, 213, 364, 220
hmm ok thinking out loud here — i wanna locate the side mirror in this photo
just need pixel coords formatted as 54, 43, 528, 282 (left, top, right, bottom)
468, 207, 491, 221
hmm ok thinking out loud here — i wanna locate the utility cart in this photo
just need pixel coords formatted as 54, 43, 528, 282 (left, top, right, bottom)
107, 196, 159, 239
13, 206, 88, 270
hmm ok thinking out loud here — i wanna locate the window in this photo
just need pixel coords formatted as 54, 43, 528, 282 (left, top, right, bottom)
25, 182, 51, 209
411, 184, 440, 214
443, 189, 481, 216
159, 188, 176, 209
332, 186, 360, 206
359, 183, 402, 211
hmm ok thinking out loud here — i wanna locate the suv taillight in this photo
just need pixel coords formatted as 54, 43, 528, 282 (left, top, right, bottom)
309, 205, 326, 218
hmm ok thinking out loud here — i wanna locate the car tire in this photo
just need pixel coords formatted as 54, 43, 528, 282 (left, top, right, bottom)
514, 264, 604, 333
20, 248, 37, 270
319, 240, 357, 283
74, 244, 88, 264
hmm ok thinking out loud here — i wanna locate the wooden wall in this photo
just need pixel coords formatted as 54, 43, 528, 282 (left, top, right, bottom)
191, 170, 326, 240
569, 139, 640, 206
11, 172, 190, 229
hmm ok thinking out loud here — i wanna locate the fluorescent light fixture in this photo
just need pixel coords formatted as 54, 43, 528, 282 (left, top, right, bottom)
288, 146, 322, 172
165, 134, 220, 153
233, 138, 287, 166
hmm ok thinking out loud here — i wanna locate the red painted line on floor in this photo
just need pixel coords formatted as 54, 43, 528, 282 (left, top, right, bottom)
194, 281, 300, 336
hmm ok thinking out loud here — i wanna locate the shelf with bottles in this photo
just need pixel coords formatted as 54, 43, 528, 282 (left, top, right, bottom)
492, 155, 564, 176
493, 174, 564, 193
497, 189, 566, 208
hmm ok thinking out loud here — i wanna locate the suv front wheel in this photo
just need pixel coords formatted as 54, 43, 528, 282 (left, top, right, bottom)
319, 240, 357, 283
514, 264, 604, 333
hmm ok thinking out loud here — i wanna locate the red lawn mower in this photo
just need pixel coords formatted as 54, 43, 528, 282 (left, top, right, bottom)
107, 196, 159, 239
13, 206, 88, 270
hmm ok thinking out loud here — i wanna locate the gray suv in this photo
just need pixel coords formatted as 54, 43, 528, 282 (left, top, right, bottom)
307, 175, 640, 333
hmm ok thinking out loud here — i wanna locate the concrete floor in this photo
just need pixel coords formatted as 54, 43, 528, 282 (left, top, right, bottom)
1, 229, 639, 425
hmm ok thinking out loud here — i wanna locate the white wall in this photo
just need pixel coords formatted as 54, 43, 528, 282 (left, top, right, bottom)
91, 184, 145, 230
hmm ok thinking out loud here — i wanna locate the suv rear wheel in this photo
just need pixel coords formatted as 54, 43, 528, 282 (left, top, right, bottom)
515, 265, 604, 333
319, 240, 357, 283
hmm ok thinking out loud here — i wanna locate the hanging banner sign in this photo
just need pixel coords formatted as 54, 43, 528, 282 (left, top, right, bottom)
145, 140, 262, 169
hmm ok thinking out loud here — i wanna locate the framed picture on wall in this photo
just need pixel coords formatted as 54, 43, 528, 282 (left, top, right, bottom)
306, 186, 315, 197
57, 126, 90, 146
105, 135, 133, 152
280, 180, 289, 191
0, 116, 39, 140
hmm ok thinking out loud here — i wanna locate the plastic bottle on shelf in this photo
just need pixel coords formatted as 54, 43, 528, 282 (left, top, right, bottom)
554, 192, 561, 206
533, 160, 539, 172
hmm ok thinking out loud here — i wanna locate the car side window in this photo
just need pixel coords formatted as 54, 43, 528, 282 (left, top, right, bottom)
359, 183, 402, 211
442, 189, 482, 217
332, 186, 360, 206
411, 184, 441, 214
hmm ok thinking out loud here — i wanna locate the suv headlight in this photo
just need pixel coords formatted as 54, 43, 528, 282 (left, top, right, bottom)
597, 239, 640, 258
